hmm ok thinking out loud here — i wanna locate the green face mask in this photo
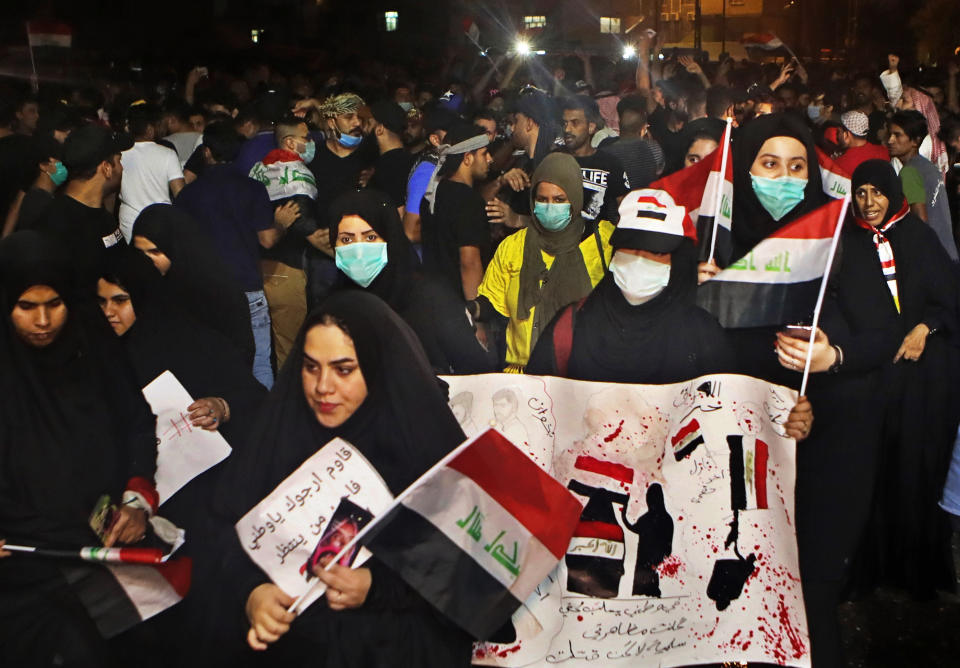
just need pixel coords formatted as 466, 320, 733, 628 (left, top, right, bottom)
750, 174, 807, 221
335, 242, 388, 288
533, 202, 572, 231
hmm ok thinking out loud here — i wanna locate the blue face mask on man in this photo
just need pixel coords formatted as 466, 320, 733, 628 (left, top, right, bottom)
337, 131, 363, 148
298, 139, 316, 164
335, 242, 388, 288
49, 161, 68, 187
533, 202, 572, 232
750, 174, 808, 221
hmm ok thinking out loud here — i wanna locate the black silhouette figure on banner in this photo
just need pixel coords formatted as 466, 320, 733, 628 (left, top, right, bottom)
621, 483, 674, 597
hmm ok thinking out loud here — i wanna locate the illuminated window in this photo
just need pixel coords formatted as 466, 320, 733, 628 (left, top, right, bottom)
600, 17, 621, 33
384, 11, 398, 32
250, 29, 261, 44
523, 15, 546, 29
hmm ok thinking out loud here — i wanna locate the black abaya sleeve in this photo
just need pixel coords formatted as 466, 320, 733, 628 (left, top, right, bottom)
525, 311, 562, 377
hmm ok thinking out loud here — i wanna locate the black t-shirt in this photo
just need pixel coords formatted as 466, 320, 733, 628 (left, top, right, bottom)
370, 148, 415, 209
15, 187, 54, 232
419, 180, 492, 300
35, 195, 126, 295
0, 134, 35, 220
574, 151, 630, 224
310, 138, 378, 227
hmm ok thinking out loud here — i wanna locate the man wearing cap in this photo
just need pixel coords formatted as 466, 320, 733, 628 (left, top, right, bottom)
368, 100, 415, 213
35, 124, 132, 293
834, 110, 889, 176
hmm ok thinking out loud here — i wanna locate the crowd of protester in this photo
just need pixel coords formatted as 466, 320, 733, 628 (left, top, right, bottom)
1, 35, 960, 667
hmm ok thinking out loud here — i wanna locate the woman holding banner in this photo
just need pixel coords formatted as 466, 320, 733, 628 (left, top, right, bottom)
219, 291, 473, 666
776, 160, 960, 607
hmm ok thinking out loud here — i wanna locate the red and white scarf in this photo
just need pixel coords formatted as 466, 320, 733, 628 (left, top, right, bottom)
854, 200, 909, 313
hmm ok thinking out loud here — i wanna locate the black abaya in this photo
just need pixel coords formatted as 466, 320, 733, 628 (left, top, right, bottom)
214, 291, 474, 667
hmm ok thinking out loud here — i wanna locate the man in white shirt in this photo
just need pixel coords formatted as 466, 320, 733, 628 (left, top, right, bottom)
161, 99, 202, 167
118, 103, 185, 240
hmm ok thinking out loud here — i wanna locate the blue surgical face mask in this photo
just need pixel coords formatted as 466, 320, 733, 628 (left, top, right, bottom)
337, 131, 363, 148
49, 161, 68, 186
398, 101, 414, 112
750, 174, 808, 221
533, 202, 572, 232
806, 105, 822, 121
298, 139, 316, 164
335, 242, 388, 288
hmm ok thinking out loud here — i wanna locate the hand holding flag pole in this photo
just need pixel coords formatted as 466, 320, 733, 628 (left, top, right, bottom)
799, 196, 850, 397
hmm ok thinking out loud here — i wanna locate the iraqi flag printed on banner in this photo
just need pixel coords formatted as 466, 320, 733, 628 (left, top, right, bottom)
741, 33, 785, 50
361, 429, 582, 640
27, 21, 72, 48
696, 196, 846, 328
63, 557, 191, 639
728, 436, 769, 510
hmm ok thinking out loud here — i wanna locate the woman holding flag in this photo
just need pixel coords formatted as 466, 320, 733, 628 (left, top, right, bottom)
219, 291, 473, 666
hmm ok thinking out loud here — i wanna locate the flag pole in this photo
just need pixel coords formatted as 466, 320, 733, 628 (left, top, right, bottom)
25, 23, 39, 93
287, 428, 493, 614
799, 196, 850, 396
707, 117, 734, 263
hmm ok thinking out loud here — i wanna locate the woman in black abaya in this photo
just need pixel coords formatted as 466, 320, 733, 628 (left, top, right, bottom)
328, 189, 494, 374
0, 231, 158, 666
775, 160, 960, 666
131, 203, 255, 365
217, 291, 473, 667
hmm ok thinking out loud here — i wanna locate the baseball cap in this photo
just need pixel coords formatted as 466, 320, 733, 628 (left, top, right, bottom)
62, 124, 133, 174
841, 110, 869, 138
612, 189, 696, 253
370, 100, 407, 135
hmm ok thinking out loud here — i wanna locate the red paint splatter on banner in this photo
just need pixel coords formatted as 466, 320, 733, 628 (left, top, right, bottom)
604, 419, 625, 442
657, 554, 684, 578
496, 643, 522, 658
577, 615, 583, 622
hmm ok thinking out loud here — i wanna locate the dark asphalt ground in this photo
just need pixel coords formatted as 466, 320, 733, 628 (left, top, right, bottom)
838, 534, 960, 667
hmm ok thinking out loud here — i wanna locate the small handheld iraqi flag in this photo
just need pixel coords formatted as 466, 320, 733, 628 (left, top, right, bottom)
741, 33, 785, 50
339, 428, 582, 639
696, 196, 847, 328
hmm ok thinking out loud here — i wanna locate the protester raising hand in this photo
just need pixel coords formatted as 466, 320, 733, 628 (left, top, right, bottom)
246, 583, 296, 650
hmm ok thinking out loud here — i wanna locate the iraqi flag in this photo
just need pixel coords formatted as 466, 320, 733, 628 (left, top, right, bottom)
27, 21, 72, 48
63, 557, 191, 638
696, 196, 846, 328
741, 33, 785, 50
651, 120, 734, 262
727, 436, 769, 510
463, 18, 480, 45
361, 428, 582, 639
672, 418, 705, 461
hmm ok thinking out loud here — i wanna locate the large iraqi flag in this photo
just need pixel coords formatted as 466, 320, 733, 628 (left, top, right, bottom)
361, 428, 583, 639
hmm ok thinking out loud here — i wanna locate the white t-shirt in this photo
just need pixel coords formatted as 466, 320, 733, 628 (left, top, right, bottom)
164, 131, 202, 167
119, 141, 184, 240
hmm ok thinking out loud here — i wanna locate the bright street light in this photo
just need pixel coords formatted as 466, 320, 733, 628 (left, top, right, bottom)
515, 39, 531, 56
623, 45, 636, 59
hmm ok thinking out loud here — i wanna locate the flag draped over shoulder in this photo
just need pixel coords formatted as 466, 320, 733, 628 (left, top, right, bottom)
696, 197, 847, 328
361, 429, 583, 640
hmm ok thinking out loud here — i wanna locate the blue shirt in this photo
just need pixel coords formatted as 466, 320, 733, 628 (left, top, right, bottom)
176, 164, 274, 291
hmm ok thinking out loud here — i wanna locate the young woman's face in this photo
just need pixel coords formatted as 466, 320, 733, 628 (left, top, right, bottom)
97, 278, 137, 336
684, 137, 719, 168
10, 285, 67, 348
749, 136, 809, 180
301, 323, 368, 429
133, 235, 172, 275
335, 215, 384, 247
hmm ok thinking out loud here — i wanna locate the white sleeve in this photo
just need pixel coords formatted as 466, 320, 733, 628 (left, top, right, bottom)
166, 148, 185, 181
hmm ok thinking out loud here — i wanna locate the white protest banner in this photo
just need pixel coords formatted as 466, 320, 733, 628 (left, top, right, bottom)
444, 373, 810, 667
235, 438, 393, 600
142, 371, 233, 505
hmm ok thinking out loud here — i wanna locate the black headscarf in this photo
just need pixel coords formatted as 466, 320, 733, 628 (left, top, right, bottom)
217, 290, 465, 519
131, 203, 254, 364
0, 232, 156, 547
851, 159, 907, 224
101, 248, 266, 436
729, 113, 828, 262
328, 189, 421, 312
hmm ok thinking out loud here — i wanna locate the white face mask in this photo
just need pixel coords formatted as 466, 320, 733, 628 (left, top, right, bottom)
610, 251, 671, 305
